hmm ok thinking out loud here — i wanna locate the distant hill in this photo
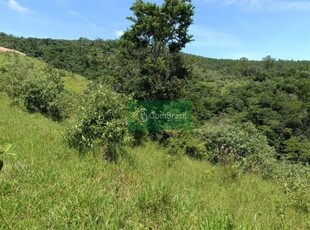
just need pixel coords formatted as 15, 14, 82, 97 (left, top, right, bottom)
0, 32, 117, 80
1, 32, 310, 81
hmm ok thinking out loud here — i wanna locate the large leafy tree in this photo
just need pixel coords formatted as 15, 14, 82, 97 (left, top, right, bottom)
116, 0, 194, 100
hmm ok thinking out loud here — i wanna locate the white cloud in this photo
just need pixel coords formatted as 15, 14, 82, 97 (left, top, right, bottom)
269, 1, 310, 12
69, 11, 79, 16
188, 25, 242, 48
203, 0, 310, 12
114, 30, 124, 37
7, 0, 31, 13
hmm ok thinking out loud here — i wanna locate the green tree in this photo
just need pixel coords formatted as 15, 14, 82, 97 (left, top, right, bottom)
262, 55, 276, 70
116, 0, 194, 100
281, 137, 310, 164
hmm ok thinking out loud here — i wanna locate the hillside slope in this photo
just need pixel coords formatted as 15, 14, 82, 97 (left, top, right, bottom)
0, 91, 309, 229
0, 32, 117, 79
1, 33, 310, 161
0, 51, 88, 95
0, 46, 25, 56
0, 48, 309, 228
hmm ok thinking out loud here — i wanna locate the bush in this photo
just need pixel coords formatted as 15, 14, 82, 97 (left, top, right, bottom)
167, 132, 207, 160
197, 120, 276, 171
265, 161, 310, 214
284, 177, 310, 213
2, 65, 67, 121
281, 137, 310, 164
65, 86, 129, 161
22, 76, 66, 121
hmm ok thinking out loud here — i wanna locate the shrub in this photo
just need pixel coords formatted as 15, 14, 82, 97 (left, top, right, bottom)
262, 160, 310, 213
197, 120, 276, 171
184, 141, 206, 160
284, 177, 310, 213
65, 86, 129, 161
2, 65, 67, 121
22, 76, 66, 121
281, 137, 310, 164
167, 132, 207, 160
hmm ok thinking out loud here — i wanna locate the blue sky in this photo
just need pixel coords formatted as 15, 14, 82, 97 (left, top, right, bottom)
0, 0, 310, 60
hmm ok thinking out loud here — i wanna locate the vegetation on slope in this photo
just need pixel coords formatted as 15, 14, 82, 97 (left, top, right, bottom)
0, 93, 309, 229
0, 32, 117, 80
185, 55, 310, 163
0, 52, 88, 120
0, 0, 310, 228
1, 32, 309, 162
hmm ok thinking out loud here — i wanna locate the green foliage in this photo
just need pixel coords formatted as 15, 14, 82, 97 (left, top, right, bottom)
220, 163, 242, 184
0, 52, 88, 121
3, 66, 67, 121
263, 161, 310, 215
1, 33, 310, 162
167, 132, 206, 160
281, 137, 310, 164
23, 73, 66, 121
65, 86, 128, 161
283, 177, 310, 213
1, 3, 310, 225
1, 93, 310, 229
0, 33, 118, 80
116, 0, 194, 100
136, 183, 174, 218
198, 120, 276, 171
185, 53, 310, 163
123, 0, 194, 53
126, 105, 149, 146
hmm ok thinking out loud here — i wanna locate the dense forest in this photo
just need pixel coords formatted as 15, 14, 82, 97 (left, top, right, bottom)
1, 32, 309, 164
0, 32, 118, 80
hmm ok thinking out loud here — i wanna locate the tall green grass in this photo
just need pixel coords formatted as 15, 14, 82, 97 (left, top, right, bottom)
1, 93, 309, 229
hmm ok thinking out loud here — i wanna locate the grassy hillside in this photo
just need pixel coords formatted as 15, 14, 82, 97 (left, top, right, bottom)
0, 92, 309, 229
0, 51, 88, 95
0, 51, 89, 123
0, 37, 309, 228
1, 33, 309, 162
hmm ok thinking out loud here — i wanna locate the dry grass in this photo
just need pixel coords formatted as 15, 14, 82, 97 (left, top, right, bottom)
0, 46, 26, 56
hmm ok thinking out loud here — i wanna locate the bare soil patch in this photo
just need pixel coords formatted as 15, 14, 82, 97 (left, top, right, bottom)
0, 46, 26, 56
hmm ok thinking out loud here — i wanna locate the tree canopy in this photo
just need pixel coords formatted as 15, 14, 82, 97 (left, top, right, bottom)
116, 0, 194, 100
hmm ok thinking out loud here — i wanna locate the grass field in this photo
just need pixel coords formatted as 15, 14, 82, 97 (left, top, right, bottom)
0, 92, 309, 229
